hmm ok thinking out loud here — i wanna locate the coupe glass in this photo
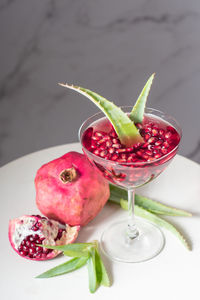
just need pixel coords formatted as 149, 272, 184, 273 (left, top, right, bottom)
79, 107, 182, 263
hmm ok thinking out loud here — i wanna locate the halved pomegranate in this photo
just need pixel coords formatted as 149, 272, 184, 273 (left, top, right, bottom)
8, 215, 79, 261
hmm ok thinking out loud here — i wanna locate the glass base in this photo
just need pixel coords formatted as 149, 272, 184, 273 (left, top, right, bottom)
100, 218, 165, 263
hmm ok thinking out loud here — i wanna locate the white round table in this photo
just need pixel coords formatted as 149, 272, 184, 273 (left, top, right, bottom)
1, 143, 200, 300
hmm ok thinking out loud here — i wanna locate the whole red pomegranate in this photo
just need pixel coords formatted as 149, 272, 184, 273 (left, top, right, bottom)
9, 215, 79, 261
35, 151, 110, 226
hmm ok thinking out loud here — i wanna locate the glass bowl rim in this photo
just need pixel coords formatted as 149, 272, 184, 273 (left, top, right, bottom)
78, 106, 182, 167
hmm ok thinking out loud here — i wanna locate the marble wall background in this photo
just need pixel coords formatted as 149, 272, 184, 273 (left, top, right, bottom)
0, 0, 200, 166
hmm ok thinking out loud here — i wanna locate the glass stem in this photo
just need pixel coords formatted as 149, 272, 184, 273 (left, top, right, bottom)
126, 188, 139, 240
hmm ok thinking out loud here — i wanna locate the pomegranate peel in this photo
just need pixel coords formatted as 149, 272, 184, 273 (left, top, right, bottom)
8, 214, 80, 261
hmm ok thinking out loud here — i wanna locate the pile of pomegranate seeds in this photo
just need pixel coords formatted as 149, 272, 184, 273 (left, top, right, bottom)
83, 120, 180, 164
18, 234, 51, 259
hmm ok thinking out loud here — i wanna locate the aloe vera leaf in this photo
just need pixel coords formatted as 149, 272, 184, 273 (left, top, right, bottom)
36, 256, 88, 278
59, 83, 143, 147
120, 200, 191, 250
129, 73, 155, 123
92, 240, 110, 287
135, 194, 192, 217
108, 184, 192, 217
62, 243, 92, 257
87, 248, 98, 293
95, 249, 111, 287
37, 242, 93, 253
63, 249, 90, 257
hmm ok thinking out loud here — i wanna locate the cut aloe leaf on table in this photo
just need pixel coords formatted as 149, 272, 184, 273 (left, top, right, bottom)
120, 200, 191, 250
87, 248, 98, 293
36, 256, 88, 278
109, 184, 192, 217
95, 249, 110, 287
93, 240, 111, 287
36, 241, 111, 293
129, 73, 155, 123
37, 242, 93, 254
59, 83, 143, 146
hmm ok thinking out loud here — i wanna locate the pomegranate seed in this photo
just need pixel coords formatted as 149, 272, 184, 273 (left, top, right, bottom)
99, 144, 107, 151
126, 147, 134, 152
152, 128, 158, 136
148, 137, 156, 144
112, 143, 121, 149
92, 135, 101, 141
116, 148, 127, 154
153, 149, 159, 155
112, 138, 118, 144
133, 143, 142, 150
148, 156, 155, 162
165, 132, 172, 139
106, 140, 112, 148
145, 126, 152, 132
116, 158, 127, 163
163, 141, 169, 148
127, 156, 133, 162
167, 126, 176, 134
111, 154, 118, 161
144, 133, 151, 141
146, 150, 153, 156
141, 154, 149, 160
154, 153, 162, 159
108, 147, 115, 154
100, 150, 107, 157
26, 241, 31, 247
154, 145, 162, 150
31, 226, 39, 231
161, 148, 168, 155
93, 149, 100, 155
97, 138, 107, 145
159, 129, 164, 136
121, 154, 127, 160
141, 142, 149, 149
136, 151, 143, 157
94, 131, 103, 137
110, 131, 117, 137
91, 141, 97, 149
155, 140, 163, 146
29, 248, 36, 255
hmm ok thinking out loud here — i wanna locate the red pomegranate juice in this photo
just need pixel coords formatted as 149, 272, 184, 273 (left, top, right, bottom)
82, 114, 180, 187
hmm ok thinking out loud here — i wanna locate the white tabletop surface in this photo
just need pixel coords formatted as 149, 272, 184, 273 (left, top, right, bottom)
1, 143, 200, 300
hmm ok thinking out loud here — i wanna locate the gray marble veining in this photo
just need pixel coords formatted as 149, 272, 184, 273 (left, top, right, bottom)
0, 0, 200, 166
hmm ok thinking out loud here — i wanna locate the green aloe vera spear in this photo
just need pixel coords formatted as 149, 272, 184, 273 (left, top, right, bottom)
120, 200, 191, 250
36, 256, 88, 278
109, 184, 192, 217
37, 243, 93, 253
129, 74, 155, 123
87, 248, 98, 293
59, 83, 144, 147
93, 241, 111, 287
36, 241, 111, 293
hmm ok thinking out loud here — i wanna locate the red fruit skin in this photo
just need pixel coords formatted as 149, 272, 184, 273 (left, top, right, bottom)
35, 152, 110, 226
8, 215, 80, 261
